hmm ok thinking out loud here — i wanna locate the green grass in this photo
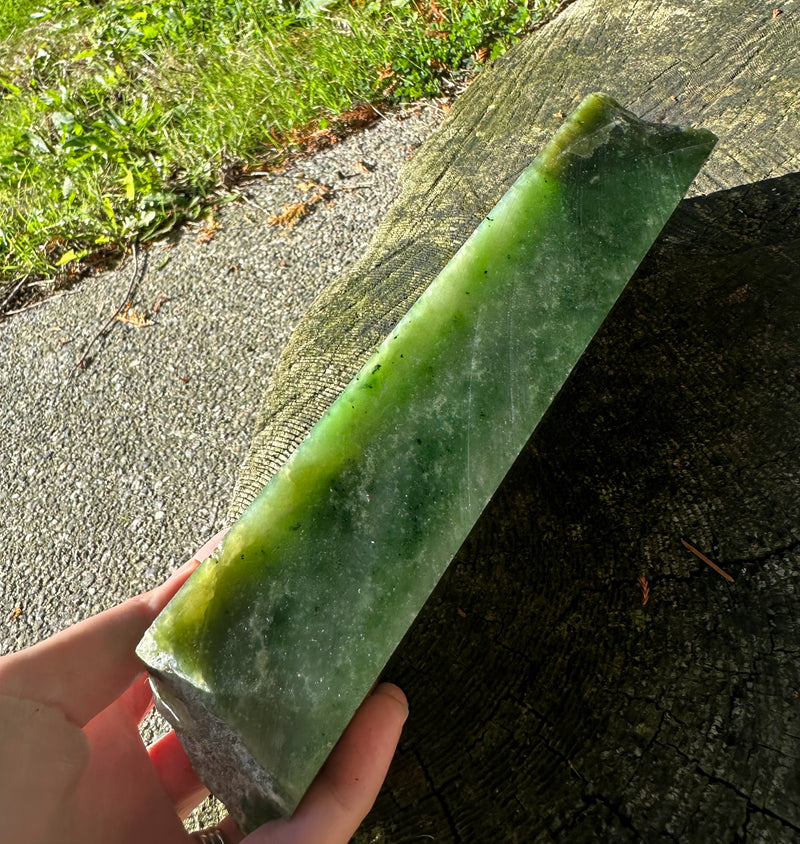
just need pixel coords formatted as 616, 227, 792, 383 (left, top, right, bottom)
0, 0, 556, 308
0, 0, 42, 40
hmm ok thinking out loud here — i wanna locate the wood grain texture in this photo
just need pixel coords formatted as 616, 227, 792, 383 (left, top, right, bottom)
227, 1, 800, 840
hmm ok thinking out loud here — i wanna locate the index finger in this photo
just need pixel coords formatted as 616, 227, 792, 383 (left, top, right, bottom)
0, 530, 225, 728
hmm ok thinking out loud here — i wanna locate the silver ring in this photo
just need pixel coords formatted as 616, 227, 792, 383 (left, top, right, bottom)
189, 827, 230, 844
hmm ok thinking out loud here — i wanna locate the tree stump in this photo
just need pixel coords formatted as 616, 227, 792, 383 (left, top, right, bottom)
228, 1, 800, 840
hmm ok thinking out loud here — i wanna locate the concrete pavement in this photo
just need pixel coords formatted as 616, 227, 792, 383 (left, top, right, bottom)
0, 104, 442, 679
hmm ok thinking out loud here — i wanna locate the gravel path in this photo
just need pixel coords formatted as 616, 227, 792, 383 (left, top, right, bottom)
0, 103, 443, 657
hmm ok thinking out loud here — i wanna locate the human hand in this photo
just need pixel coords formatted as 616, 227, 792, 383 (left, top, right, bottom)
0, 533, 408, 844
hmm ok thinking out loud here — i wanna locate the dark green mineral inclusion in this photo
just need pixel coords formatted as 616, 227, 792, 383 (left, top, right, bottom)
138, 93, 716, 822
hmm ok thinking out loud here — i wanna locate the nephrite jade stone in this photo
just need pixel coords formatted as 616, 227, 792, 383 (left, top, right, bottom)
137, 93, 716, 832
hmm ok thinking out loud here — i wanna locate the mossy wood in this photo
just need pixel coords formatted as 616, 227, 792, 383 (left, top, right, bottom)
138, 93, 714, 831
213, 0, 799, 840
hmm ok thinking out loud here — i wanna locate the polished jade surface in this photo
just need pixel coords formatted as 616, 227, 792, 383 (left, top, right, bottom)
137, 93, 715, 829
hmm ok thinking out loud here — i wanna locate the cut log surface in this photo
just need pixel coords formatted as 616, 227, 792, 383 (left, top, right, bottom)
226, 1, 800, 841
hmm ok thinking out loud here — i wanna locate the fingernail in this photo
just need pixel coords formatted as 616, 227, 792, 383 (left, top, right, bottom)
193, 528, 228, 563
170, 556, 202, 582
374, 682, 409, 718
166, 529, 228, 585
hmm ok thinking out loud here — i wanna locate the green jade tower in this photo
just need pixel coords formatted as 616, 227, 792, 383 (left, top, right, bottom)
137, 93, 716, 832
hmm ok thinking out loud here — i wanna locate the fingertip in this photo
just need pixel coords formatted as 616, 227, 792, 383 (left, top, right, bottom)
372, 683, 408, 720
147, 529, 229, 612
191, 528, 230, 565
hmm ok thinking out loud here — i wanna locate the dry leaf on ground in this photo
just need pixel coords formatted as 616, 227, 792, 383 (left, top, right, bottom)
114, 303, 154, 327
196, 215, 222, 243
268, 180, 331, 230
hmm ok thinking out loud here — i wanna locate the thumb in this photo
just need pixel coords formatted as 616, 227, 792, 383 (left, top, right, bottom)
227, 683, 408, 844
